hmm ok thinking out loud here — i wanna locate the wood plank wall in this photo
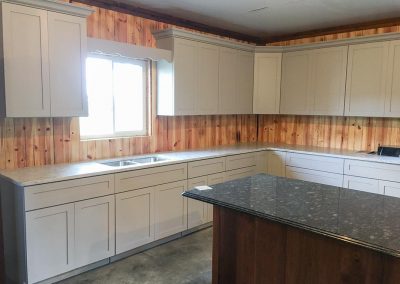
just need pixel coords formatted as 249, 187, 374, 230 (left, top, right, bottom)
0, 3, 399, 171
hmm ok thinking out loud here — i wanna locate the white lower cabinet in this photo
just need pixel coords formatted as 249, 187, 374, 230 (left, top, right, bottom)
286, 166, 343, 187
26, 204, 75, 284
74, 196, 115, 267
381, 181, 400, 198
343, 175, 381, 194
187, 176, 208, 229
116, 188, 154, 254
225, 166, 257, 182
206, 172, 225, 222
154, 181, 188, 240
267, 151, 286, 177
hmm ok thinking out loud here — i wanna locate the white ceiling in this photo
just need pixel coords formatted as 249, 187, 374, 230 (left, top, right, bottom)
122, 0, 400, 38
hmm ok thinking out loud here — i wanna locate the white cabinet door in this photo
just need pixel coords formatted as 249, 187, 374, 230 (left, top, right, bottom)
187, 177, 207, 229
253, 53, 282, 114
74, 195, 115, 267
197, 42, 219, 114
206, 172, 225, 222
280, 50, 312, 115
381, 180, 400, 198
154, 181, 187, 239
2, 2, 50, 117
385, 40, 400, 117
343, 175, 381, 194
267, 151, 286, 177
236, 50, 254, 114
311, 46, 348, 116
116, 188, 154, 254
219, 47, 238, 114
174, 38, 198, 115
48, 12, 87, 117
26, 204, 74, 284
286, 166, 343, 187
345, 42, 389, 116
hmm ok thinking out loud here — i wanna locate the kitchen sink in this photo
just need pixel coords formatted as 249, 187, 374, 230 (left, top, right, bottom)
100, 155, 170, 167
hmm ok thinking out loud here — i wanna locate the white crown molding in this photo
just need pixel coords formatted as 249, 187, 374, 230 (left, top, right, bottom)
0, 0, 94, 17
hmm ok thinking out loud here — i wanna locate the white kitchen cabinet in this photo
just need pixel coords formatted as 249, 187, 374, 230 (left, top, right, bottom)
74, 195, 115, 267
187, 176, 208, 229
280, 50, 312, 115
236, 50, 254, 113
385, 40, 400, 117
225, 166, 257, 182
26, 204, 75, 284
253, 53, 282, 114
206, 172, 225, 222
343, 175, 381, 194
116, 188, 154, 254
344, 159, 400, 183
311, 46, 348, 115
0, 1, 91, 117
226, 152, 257, 171
267, 151, 286, 177
381, 180, 400, 198
345, 41, 389, 116
48, 12, 88, 116
256, 151, 268, 174
188, 157, 225, 179
219, 47, 238, 114
285, 152, 344, 174
154, 181, 187, 239
286, 166, 343, 187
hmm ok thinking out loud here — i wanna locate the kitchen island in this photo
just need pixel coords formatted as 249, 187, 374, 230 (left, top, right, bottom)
183, 174, 400, 284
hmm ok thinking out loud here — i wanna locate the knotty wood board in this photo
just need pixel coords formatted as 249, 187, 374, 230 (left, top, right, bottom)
0, 2, 399, 170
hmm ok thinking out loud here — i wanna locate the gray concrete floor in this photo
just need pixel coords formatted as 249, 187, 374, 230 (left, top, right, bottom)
59, 228, 212, 284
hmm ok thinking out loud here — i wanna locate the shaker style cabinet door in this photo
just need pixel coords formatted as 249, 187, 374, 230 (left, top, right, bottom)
74, 195, 115, 267
26, 204, 75, 284
267, 151, 286, 177
236, 51, 254, 114
48, 12, 88, 117
187, 177, 208, 229
253, 53, 282, 114
219, 47, 238, 114
345, 42, 389, 116
2, 2, 50, 117
385, 40, 400, 117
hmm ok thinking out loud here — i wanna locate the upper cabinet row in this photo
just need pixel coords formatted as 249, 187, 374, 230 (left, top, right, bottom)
0, 1, 92, 117
155, 36, 254, 115
256, 40, 400, 117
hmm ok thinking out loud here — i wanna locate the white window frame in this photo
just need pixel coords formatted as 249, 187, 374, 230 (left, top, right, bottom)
80, 53, 150, 140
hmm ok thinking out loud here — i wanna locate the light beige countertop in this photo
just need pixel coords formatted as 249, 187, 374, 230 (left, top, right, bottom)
1, 143, 399, 187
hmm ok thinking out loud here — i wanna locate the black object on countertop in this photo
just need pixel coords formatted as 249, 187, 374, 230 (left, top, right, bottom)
183, 174, 400, 257
378, 146, 400, 157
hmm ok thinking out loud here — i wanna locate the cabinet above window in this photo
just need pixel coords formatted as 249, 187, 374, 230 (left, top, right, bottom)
0, 0, 92, 118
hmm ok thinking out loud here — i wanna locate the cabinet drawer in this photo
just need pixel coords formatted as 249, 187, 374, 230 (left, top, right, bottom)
226, 153, 256, 171
344, 160, 400, 182
380, 181, 400, 198
286, 166, 343, 187
208, 172, 225, 185
343, 175, 382, 194
286, 152, 344, 174
25, 175, 114, 211
115, 163, 187, 193
224, 166, 257, 182
188, 157, 225, 178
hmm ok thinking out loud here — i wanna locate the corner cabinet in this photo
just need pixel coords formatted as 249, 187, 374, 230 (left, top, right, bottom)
0, 0, 92, 117
154, 29, 254, 115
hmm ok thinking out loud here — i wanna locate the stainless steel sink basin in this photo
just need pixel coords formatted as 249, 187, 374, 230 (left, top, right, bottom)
100, 156, 169, 167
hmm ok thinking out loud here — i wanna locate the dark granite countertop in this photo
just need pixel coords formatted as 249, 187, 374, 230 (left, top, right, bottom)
183, 174, 400, 257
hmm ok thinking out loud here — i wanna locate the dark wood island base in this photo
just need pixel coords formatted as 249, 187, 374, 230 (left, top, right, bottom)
212, 206, 400, 284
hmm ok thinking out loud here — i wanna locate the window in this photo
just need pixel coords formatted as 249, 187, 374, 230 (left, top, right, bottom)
80, 55, 148, 139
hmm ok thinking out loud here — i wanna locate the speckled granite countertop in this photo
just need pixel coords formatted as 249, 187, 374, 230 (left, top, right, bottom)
1, 142, 400, 187
183, 174, 400, 257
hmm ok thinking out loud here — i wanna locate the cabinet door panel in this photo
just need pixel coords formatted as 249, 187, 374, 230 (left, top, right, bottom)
385, 40, 400, 117
2, 3, 50, 117
26, 204, 74, 284
253, 53, 282, 114
187, 177, 207, 229
219, 47, 238, 114
174, 39, 198, 115
197, 42, 219, 114
48, 12, 87, 116
381, 180, 400, 198
154, 181, 187, 239
206, 172, 225, 222
75, 196, 115, 267
280, 51, 312, 115
345, 42, 389, 116
116, 188, 154, 254
311, 46, 348, 115
267, 151, 286, 177
225, 166, 257, 182
343, 175, 381, 194
236, 51, 254, 114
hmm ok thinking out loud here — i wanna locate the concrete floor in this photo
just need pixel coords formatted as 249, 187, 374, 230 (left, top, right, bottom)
59, 228, 212, 284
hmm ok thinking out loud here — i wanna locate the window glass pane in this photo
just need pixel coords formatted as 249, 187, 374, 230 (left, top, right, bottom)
113, 61, 145, 133
80, 57, 114, 137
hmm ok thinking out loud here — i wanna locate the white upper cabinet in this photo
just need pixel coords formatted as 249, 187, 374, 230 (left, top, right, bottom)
385, 40, 400, 117
310, 46, 348, 116
154, 29, 254, 115
253, 53, 282, 114
345, 41, 389, 116
0, 1, 91, 117
280, 50, 312, 115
